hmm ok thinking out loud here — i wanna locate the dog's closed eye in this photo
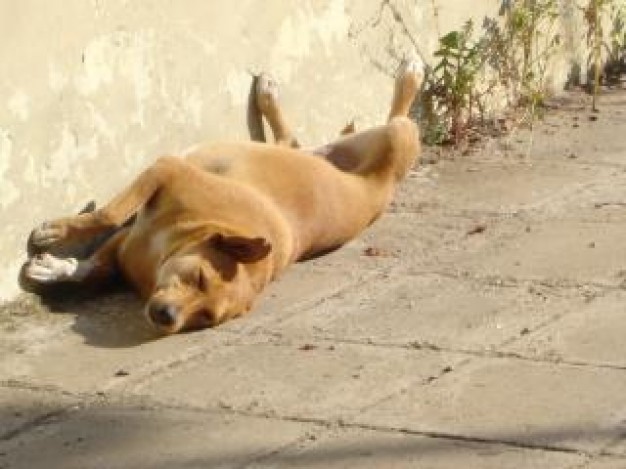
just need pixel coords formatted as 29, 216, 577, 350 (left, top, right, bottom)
185, 308, 215, 331
197, 267, 208, 291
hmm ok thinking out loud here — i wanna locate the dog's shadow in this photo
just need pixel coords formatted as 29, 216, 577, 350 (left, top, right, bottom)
21, 207, 160, 348
42, 287, 159, 348
19, 265, 159, 348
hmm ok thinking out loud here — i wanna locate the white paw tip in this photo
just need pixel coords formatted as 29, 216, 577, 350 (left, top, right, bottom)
403, 55, 425, 78
26, 255, 78, 283
257, 74, 279, 98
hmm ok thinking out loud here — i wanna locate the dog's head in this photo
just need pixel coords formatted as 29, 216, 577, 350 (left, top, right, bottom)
145, 232, 271, 334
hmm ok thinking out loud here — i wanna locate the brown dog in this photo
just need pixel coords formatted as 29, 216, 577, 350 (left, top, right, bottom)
23, 58, 423, 334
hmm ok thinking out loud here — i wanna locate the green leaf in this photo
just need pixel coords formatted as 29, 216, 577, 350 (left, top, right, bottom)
440, 31, 461, 49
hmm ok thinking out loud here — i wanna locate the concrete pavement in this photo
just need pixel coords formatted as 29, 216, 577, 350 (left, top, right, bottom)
1, 89, 625, 468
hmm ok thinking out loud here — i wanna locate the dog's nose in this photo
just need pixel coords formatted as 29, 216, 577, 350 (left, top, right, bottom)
148, 303, 178, 327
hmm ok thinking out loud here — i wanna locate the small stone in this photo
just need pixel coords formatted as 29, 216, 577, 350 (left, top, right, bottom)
363, 246, 386, 257
467, 224, 487, 236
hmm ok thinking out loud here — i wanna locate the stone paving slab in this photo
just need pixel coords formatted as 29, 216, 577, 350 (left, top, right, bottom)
267, 272, 586, 352
0, 388, 75, 440
0, 404, 312, 469
221, 265, 373, 334
131, 340, 464, 420
393, 160, 612, 216
302, 212, 490, 273
507, 291, 626, 368
582, 457, 626, 469
477, 91, 626, 169
247, 427, 585, 469
0, 268, 371, 394
508, 167, 626, 223
354, 358, 626, 453
0, 325, 225, 394
602, 438, 626, 460
516, 94, 626, 167
450, 220, 626, 286
322, 211, 526, 277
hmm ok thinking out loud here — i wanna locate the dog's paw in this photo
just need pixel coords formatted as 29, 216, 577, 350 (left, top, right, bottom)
402, 55, 425, 81
397, 55, 426, 93
24, 253, 79, 283
29, 221, 68, 248
256, 73, 280, 114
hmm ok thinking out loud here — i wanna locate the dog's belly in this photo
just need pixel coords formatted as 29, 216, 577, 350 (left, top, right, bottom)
115, 143, 391, 296
186, 142, 390, 259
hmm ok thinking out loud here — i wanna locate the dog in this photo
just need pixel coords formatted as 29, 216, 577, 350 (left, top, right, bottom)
22, 58, 423, 334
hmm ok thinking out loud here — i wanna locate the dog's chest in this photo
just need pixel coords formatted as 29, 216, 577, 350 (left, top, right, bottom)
117, 212, 171, 295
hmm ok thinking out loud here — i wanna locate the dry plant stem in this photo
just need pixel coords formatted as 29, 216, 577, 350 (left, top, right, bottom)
592, 0, 602, 111
430, 0, 441, 38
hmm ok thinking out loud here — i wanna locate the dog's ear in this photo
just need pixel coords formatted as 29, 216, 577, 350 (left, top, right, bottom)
210, 233, 271, 263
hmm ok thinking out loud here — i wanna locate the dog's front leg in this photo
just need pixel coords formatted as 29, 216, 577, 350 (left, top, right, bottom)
23, 227, 129, 291
29, 156, 183, 253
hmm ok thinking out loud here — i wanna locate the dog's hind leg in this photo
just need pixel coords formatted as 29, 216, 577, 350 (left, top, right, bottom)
22, 227, 128, 292
387, 56, 425, 121
255, 74, 299, 148
312, 58, 424, 179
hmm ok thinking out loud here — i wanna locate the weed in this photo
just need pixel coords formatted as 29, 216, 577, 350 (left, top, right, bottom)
501, 0, 562, 116
423, 0, 562, 146
584, 0, 607, 110
584, 0, 626, 96
418, 0, 622, 147
423, 21, 484, 145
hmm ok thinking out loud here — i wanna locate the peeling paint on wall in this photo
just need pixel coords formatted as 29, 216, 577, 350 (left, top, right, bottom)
222, 70, 252, 108
75, 30, 156, 126
0, 130, 19, 210
270, 0, 350, 81
183, 87, 204, 128
0, 258, 24, 302
48, 63, 70, 92
42, 125, 94, 188
7, 91, 30, 122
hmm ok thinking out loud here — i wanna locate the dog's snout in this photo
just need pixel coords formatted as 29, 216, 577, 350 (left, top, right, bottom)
148, 303, 178, 327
